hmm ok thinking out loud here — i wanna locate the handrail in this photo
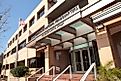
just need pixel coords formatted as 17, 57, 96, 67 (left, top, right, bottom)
27, 67, 44, 81
53, 65, 72, 81
36, 66, 55, 81
80, 62, 96, 81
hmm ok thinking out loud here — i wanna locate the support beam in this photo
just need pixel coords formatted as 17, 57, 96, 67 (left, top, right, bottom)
48, 34, 62, 40
80, 18, 95, 28
35, 39, 51, 48
53, 31, 94, 46
62, 26, 76, 36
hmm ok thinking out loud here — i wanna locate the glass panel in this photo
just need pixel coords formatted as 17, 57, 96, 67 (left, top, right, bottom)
89, 47, 95, 63
82, 50, 90, 71
75, 51, 82, 71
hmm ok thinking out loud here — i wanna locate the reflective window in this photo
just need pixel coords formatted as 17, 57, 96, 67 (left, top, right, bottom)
23, 24, 27, 32
28, 58, 36, 68
29, 16, 35, 27
19, 30, 22, 37
18, 40, 26, 50
37, 7, 44, 19
11, 47, 16, 54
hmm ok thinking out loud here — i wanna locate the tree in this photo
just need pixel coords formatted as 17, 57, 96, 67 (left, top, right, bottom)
0, 8, 10, 80
0, 8, 10, 38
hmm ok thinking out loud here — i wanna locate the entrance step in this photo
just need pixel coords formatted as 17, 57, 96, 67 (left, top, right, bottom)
29, 73, 95, 81
55, 74, 94, 81
28, 74, 42, 81
39, 75, 53, 81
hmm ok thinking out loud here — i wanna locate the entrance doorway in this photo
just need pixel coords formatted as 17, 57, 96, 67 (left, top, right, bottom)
74, 48, 91, 72
71, 41, 100, 73
36, 50, 45, 68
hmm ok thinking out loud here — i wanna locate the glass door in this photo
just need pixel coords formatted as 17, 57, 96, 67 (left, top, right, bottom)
82, 49, 90, 71
75, 51, 82, 72
74, 48, 91, 72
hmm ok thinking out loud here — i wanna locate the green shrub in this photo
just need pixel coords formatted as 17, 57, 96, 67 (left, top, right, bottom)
97, 61, 121, 81
10, 66, 29, 77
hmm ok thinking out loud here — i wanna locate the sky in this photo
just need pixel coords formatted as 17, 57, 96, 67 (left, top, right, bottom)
0, 0, 41, 53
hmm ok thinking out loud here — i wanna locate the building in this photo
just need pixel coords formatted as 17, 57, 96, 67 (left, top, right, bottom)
1, 0, 121, 81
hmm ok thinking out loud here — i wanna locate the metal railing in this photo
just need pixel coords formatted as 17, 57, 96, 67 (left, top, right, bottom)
53, 65, 72, 81
36, 66, 56, 81
27, 67, 44, 81
80, 62, 96, 81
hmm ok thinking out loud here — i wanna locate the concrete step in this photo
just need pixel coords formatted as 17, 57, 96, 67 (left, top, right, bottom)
28, 73, 95, 81
28, 74, 42, 81
55, 74, 95, 81
39, 75, 53, 81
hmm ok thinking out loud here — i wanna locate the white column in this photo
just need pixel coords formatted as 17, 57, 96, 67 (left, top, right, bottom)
44, 45, 50, 74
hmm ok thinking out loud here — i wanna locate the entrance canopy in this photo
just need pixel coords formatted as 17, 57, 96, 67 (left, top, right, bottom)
27, 20, 95, 49
26, 5, 96, 49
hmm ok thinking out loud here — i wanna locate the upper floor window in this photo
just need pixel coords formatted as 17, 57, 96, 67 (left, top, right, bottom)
10, 41, 12, 46
29, 16, 35, 27
6, 64, 9, 69
8, 44, 10, 48
10, 63, 15, 69
23, 24, 27, 32
19, 30, 22, 37
12, 38, 14, 43
3, 65, 5, 69
48, 0, 57, 9
3, 54, 6, 58
11, 47, 16, 54
7, 52, 10, 57
37, 7, 45, 19
15, 34, 18, 40
18, 40, 26, 50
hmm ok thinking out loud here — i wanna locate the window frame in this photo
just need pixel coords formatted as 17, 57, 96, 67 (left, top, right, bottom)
19, 30, 22, 37
37, 7, 45, 20
29, 16, 35, 27
23, 24, 27, 32
18, 40, 26, 50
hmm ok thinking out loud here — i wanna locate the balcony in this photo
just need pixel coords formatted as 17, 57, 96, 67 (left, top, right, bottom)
46, 0, 88, 21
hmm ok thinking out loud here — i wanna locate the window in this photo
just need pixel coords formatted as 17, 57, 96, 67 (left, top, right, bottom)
10, 63, 15, 69
3, 65, 5, 69
10, 41, 12, 46
11, 47, 16, 54
29, 16, 35, 27
28, 58, 37, 68
3, 54, 6, 58
8, 44, 9, 48
18, 60, 25, 66
15, 34, 18, 40
18, 40, 26, 50
6, 64, 9, 69
7, 52, 10, 57
23, 24, 27, 32
37, 7, 44, 19
28, 57, 44, 68
12, 38, 14, 43
48, 0, 57, 9
19, 30, 22, 37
